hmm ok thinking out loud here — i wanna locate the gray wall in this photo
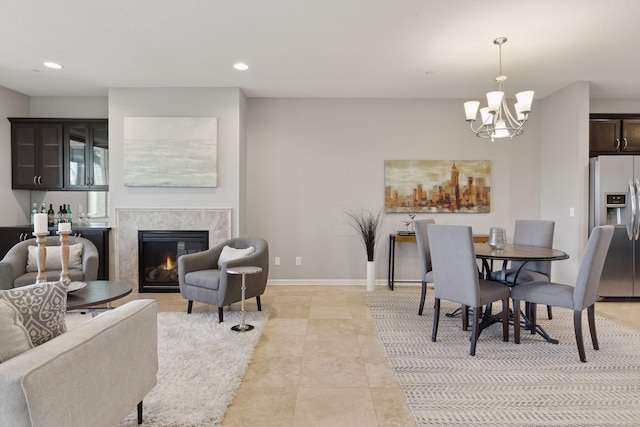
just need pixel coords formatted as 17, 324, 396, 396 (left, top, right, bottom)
0, 87, 29, 225
107, 87, 246, 235
540, 82, 590, 283
245, 98, 544, 282
0, 85, 615, 284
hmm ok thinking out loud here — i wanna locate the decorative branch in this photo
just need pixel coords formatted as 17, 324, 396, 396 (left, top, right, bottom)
345, 208, 384, 262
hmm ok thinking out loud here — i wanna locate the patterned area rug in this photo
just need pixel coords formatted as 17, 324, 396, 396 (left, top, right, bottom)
67, 310, 268, 426
365, 288, 640, 427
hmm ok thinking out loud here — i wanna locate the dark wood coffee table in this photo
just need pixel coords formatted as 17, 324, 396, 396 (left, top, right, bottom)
66, 280, 133, 311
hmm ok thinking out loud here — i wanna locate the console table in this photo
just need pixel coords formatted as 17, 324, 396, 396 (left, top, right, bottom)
387, 233, 489, 290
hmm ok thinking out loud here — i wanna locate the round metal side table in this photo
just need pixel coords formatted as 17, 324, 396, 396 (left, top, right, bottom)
227, 265, 263, 332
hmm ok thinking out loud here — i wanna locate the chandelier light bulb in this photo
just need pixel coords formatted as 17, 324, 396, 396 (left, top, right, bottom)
486, 91, 504, 113
464, 101, 480, 121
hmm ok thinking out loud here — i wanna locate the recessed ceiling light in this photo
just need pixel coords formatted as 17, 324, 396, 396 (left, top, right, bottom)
43, 61, 63, 69
233, 63, 248, 71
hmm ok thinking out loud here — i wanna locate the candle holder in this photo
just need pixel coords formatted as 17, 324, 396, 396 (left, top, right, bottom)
32, 231, 50, 284
57, 230, 72, 285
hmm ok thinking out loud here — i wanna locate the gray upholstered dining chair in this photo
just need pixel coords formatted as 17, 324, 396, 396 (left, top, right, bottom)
428, 224, 511, 356
413, 219, 435, 315
178, 237, 269, 322
490, 220, 555, 319
511, 225, 614, 362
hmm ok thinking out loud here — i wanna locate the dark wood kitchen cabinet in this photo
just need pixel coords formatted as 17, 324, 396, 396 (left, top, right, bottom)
590, 114, 640, 156
64, 120, 109, 190
10, 119, 64, 190
9, 118, 108, 191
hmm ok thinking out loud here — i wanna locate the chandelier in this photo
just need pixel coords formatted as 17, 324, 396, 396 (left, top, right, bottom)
463, 37, 534, 141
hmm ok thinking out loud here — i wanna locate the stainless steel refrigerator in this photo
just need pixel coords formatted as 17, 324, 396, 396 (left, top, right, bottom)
589, 155, 640, 298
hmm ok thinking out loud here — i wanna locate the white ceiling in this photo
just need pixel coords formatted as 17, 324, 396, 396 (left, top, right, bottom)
2, 0, 640, 100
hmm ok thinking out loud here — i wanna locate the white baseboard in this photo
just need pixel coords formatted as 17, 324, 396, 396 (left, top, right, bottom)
266, 279, 422, 287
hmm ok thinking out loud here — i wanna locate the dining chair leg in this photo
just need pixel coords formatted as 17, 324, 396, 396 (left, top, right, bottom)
574, 310, 587, 363
587, 304, 599, 351
432, 298, 441, 342
547, 305, 553, 320
462, 305, 469, 331
513, 299, 521, 344
530, 303, 537, 335
418, 280, 427, 315
501, 297, 509, 342
470, 307, 480, 356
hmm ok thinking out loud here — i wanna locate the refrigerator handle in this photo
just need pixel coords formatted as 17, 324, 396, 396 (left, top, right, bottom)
628, 179, 636, 240
635, 179, 640, 240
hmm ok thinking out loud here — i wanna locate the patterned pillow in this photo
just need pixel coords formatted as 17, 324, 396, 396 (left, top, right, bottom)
0, 281, 68, 346
0, 299, 34, 363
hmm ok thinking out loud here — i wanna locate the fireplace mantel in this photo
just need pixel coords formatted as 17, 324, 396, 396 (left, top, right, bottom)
115, 208, 231, 287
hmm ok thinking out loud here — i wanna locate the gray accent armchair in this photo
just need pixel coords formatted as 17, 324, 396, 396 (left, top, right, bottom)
178, 237, 269, 322
0, 236, 99, 290
428, 224, 511, 356
511, 225, 614, 362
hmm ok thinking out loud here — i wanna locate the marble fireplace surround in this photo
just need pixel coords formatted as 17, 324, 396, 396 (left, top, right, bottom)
116, 208, 231, 287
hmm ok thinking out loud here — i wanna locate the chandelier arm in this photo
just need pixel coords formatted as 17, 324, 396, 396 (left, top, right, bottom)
468, 120, 495, 139
500, 98, 522, 127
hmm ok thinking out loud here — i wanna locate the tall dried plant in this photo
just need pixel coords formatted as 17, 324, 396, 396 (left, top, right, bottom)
345, 208, 384, 262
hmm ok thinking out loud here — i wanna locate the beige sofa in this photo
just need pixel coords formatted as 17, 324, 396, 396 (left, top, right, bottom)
0, 299, 158, 427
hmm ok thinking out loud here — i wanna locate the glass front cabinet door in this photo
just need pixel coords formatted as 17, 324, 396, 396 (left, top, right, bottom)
64, 120, 108, 190
10, 121, 64, 190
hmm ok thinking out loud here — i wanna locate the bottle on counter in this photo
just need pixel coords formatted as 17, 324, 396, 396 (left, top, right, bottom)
30, 203, 37, 225
55, 205, 62, 225
40, 203, 47, 214
47, 204, 55, 227
77, 204, 85, 226
66, 204, 73, 226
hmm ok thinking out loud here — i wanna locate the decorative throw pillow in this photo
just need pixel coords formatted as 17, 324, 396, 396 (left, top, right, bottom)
217, 245, 255, 268
26, 243, 84, 272
0, 281, 68, 346
0, 299, 34, 363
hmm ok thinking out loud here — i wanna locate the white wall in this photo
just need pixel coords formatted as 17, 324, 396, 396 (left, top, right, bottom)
30, 96, 108, 118
590, 99, 640, 114
107, 88, 245, 233
540, 82, 591, 283
246, 98, 544, 282
0, 86, 30, 225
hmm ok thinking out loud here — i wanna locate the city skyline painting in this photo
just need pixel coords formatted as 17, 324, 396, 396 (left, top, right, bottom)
384, 160, 491, 213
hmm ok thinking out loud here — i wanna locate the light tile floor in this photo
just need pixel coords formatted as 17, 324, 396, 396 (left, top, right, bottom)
115, 285, 640, 427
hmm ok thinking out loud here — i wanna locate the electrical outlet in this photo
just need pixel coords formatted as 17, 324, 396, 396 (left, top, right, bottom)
296, 256, 302, 266
274, 257, 281, 266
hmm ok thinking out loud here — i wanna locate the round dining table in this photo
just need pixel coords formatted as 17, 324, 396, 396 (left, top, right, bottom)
474, 243, 569, 282
473, 243, 569, 344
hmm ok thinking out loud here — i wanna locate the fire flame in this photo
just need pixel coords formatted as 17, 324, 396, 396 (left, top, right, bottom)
165, 257, 173, 270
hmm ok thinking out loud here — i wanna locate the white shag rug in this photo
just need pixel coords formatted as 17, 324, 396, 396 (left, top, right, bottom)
66, 309, 268, 427
365, 289, 640, 427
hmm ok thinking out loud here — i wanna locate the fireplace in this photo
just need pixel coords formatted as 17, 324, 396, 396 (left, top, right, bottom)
138, 230, 208, 293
